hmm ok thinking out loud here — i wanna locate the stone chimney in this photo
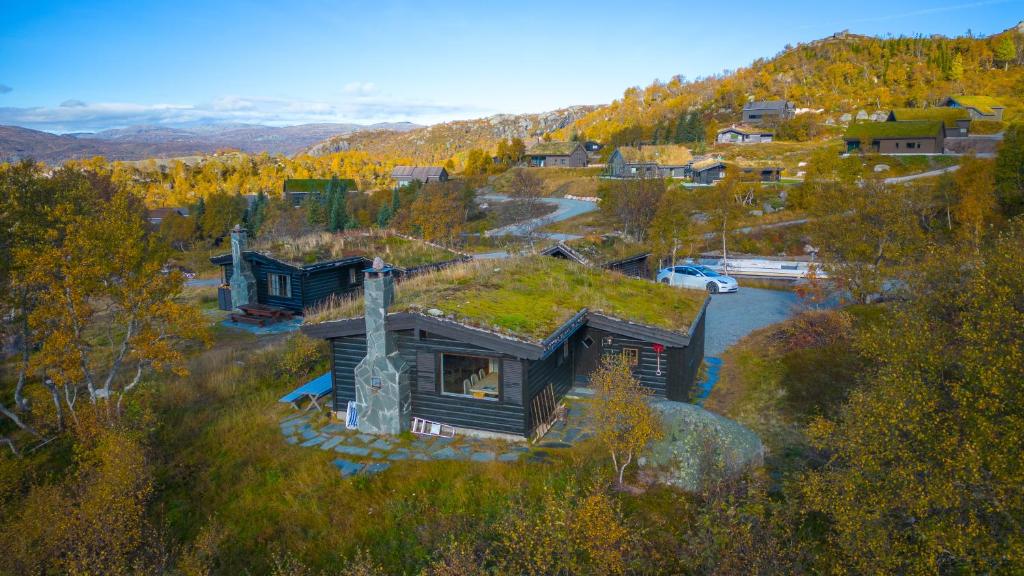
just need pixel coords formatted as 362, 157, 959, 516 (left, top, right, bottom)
352, 257, 411, 435
229, 225, 257, 309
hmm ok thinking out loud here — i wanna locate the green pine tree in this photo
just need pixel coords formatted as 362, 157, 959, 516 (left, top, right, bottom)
376, 203, 391, 227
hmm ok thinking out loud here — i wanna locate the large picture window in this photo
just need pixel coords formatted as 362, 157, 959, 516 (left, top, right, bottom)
268, 273, 291, 297
441, 354, 499, 401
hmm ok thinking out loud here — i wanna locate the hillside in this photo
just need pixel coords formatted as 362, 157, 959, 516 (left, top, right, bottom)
0, 122, 421, 164
554, 24, 1024, 145
306, 106, 597, 163
304, 23, 1023, 163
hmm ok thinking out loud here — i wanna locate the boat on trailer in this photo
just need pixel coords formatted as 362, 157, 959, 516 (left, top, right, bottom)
684, 252, 828, 280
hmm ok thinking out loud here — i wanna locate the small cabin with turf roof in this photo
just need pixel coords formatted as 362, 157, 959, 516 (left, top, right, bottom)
302, 257, 708, 440
607, 144, 693, 179
843, 120, 945, 154
283, 178, 356, 207
690, 157, 727, 184
524, 141, 588, 168
715, 125, 774, 145
942, 95, 1005, 121
211, 230, 470, 315
887, 107, 972, 137
541, 235, 652, 278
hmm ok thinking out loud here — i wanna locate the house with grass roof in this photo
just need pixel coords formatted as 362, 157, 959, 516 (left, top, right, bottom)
283, 178, 356, 207
302, 257, 708, 439
690, 157, 727, 184
524, 141, 588, 168
843, 120, 945, 154
715, 125, 775, 145
210, 230, 470, 315
887, 107, 972, 137
942, 95, 1005, 121
607, 144, 693, 178
391, 166, 449, 187
540, 236, 651, 278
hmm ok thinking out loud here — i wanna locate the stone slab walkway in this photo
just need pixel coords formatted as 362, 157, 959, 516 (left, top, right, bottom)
279, 400, 598, 478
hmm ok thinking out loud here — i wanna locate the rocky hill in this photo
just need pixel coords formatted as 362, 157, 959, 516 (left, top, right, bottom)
306, 106, 597, 163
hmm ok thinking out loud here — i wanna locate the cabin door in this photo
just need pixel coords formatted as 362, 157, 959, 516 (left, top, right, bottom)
574, 328, 606, 384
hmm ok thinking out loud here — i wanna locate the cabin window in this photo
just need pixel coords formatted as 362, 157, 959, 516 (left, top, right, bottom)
582, 335, 595, 349
348, 267, 358, 285
268, 273, 291, 298
622, 347, 639, 366
906, 142, 920, 149
440, 354, 499, 401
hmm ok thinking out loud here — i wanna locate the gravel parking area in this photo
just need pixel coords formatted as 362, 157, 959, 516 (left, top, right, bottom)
703, 287, 800, 357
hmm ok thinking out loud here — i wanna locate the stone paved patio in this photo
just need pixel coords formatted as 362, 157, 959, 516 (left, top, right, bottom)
280, 393, 598, 477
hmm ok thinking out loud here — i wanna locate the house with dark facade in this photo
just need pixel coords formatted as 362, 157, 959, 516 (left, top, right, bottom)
741, 100, 795, 124
541, 236, 651, 278
524, 141, 588, 168
145, 207, 188, 227
391, 166, 449, 187
716, 125, 774, 144
690, 158, 727, 184
887, 108, 972, 137
302, 257, 708, 439
606, 145, 693, 179
942, 95, 1005, 121
843, 121, 945, 154
739, 165, 783, 182
283, 178, 356, 207
211, 230, 470, 315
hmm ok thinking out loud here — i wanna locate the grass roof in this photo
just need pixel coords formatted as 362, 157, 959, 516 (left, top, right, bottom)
844, 120, 942, 140
719, 124, 772, 136
253, 231, 464, 269
617, 144, 693, 165
306, 257, 706, 342
889, 107, 969, 127
283, 178, 355, 193
948, 95, 1005, 115
691, 157, 726, 171
526, 141, 582, 156
565, 235, 650, 264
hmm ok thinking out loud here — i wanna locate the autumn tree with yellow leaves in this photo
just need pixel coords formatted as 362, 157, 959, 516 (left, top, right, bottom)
590, 353, 663, 487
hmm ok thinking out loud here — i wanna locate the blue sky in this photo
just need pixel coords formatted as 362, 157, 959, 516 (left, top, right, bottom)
0, 0, 1020, 133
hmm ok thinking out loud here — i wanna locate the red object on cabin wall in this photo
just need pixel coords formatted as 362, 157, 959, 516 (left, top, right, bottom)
652, 343, 665, 354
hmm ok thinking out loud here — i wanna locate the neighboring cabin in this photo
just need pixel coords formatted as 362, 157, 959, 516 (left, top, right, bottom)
607, 144, 693, 179
887, 107, 971, 137
690, 158, 727, 184
146, 207, 188, 226
942, 95, 1005, 121
302, 257, 708, 439
741, 100, 795, 124
524, 141, 588, 168
716, 125, 774, 145
283, 178, 356, 207
843, 121, 945, 154
541, 236, 652, 278
391, 166, 449, 187
211, 230, 469, 315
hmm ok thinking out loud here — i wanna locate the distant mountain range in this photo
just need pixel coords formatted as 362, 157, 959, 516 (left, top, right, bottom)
0, 122, 421, 164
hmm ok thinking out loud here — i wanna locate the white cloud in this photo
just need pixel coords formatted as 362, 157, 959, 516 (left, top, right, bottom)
342, 81, 378, 96
0, 92, 488, 133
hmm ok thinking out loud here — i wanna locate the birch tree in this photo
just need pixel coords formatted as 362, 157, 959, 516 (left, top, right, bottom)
590, 354, 663, 487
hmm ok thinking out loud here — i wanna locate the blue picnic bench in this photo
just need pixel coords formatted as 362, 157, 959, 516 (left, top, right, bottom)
279, 372, 332, 411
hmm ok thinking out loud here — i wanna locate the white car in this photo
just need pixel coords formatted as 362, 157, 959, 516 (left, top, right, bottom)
657, 264, 739, 294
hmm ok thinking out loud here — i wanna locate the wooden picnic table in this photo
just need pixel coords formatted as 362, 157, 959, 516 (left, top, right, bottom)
239, 303, 294, 320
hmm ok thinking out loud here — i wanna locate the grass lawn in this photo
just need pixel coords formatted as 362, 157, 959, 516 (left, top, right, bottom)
492, 166, 604, 198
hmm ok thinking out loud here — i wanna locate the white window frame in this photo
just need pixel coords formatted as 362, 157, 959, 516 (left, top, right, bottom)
268, 272, 291, 298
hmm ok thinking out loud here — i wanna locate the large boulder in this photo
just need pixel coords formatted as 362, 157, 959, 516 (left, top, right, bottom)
643, 400, 764, 491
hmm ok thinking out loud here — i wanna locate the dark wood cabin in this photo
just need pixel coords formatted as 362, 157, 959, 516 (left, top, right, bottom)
212, 251, 367, 315
540, 242, 651, 279
524, 141, 588, 168
303, 285, 707, 439
843, 121, 944, 154
690, 159, 727, 184
741, 100, 795, 124
391, 166, 449, 187
283, 178, 356, 207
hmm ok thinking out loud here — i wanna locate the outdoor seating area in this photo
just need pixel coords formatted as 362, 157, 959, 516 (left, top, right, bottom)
230, 303, 294, 327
